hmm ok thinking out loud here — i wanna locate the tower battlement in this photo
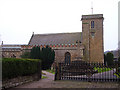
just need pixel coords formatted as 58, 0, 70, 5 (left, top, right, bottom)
81, 14, 103, 20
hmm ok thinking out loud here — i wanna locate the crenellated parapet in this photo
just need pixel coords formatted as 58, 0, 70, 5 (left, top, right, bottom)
21, 44, 84, 50
2, 44, 84, 51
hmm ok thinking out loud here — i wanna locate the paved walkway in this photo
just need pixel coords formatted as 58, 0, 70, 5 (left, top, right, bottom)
11, 70, 119, 88
14, 71, 54, 88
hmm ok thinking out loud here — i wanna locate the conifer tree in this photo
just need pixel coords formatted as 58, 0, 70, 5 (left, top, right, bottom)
106, 52, 114, 66
30, 45, 55, 70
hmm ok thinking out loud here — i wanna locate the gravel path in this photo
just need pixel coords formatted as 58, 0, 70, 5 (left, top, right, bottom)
10, 70, 119, 88
14, 71, 54, 88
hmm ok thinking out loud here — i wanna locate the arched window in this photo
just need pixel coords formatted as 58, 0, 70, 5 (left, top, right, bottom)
91, 21, 94, 28
65, 52, 71, 64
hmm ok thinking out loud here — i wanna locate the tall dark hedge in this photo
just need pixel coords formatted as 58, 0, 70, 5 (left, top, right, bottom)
2, 58, 41, 79
30, 45, 55, 70
30, 46, 41, 59
41, 46, 55, 70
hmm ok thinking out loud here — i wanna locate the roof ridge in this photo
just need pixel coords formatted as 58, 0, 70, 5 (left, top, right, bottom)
34, 32, 82, 36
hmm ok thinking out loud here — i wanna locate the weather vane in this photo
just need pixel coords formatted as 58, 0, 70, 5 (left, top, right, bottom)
91, 2, 93, 14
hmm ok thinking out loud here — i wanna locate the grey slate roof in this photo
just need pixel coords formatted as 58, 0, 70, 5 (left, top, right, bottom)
28, 32, 82, 45
2, 48, 21, 51
2, 45, 22, 51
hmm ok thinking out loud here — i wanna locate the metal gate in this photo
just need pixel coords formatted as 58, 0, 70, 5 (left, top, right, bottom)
55, 61, 120, 82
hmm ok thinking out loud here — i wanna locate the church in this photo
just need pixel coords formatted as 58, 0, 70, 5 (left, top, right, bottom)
2, 14, 104, 63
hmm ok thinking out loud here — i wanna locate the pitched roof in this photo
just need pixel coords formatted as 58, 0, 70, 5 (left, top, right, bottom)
28, 32, 82, 45
2, 45, 21, 51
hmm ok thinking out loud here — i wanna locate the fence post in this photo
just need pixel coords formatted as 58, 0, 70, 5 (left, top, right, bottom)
54, 63, 60, 80
118, 62, 120, 83
59, 63, 61, 80
88, 62, 91, 82
54, 64, 58, 81
37, 60, 41, 80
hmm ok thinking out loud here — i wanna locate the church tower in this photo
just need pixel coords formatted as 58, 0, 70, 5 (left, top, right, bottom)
81, 14, 104, 63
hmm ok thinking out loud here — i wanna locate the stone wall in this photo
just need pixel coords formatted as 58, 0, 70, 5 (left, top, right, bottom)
2, 44, 84, 64
89, 18, 104, 63
2, 51, 22, 58
52, 45, 84, 63
2, 73, 40, 89
2, 45, 22, 58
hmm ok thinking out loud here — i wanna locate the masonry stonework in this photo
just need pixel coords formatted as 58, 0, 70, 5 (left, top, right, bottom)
2, 45, 22, 58
53, 45, 84, 63
81, 14, 104, 63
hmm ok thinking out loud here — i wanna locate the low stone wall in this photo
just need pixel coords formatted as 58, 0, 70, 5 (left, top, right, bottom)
2, 73, 40, 89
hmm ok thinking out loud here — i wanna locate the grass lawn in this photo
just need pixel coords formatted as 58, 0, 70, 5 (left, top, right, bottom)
94, 67, 120, 78
42, 76, 47, 79
114, 73, 120, 78
46, 69, 55, 74
114, 67, 120, 78
94, 67, 112, 73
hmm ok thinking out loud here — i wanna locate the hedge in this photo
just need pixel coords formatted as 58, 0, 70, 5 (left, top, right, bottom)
2, 58, 41, 79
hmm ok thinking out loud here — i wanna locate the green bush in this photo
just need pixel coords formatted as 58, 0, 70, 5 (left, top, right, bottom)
41, 46, 55, 70
30, 46, 41, 59
30, 46, 55, 70
2, 58, 41, 79
106, 52, 114, 66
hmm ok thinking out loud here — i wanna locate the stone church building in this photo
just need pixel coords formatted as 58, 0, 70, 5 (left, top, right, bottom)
2, 14, 104, 63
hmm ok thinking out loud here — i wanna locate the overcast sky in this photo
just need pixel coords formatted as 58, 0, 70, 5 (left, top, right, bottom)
0, 0, 119, 51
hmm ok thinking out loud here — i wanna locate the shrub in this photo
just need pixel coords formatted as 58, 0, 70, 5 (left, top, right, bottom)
2, 58, 41, 79
106, 52, 114, 66
30, 45, 55, 70
30, 46, 41, 59
41, 46, 55, 70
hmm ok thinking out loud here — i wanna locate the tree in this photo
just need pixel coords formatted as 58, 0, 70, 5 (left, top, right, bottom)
41, 46, 55, 70
30, 45, 55, 70
30, 46, 41, 59
106, 52, 114, 66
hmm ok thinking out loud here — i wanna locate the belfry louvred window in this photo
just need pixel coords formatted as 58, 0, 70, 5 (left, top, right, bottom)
91, 21, 94, 28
